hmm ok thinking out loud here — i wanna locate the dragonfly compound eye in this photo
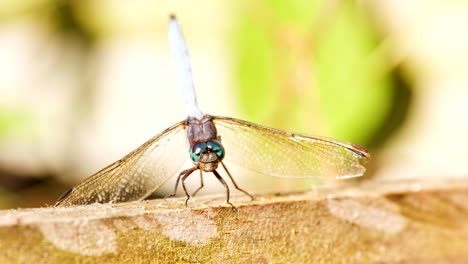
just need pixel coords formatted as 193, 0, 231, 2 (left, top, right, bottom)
207, 140, 225, 160
190, 142, 206, 164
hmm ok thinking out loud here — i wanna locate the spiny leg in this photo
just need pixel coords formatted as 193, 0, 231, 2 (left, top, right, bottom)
212, 170, 235, 208
165, 169, 188, 198
166, 167, 197, 200
221, 161, 254, 201
192, 170, 204, 197
181, 167, 198, 206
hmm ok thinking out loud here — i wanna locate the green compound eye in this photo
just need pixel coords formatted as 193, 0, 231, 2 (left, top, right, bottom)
206, 140, 225, 160
190, 142, 206, 164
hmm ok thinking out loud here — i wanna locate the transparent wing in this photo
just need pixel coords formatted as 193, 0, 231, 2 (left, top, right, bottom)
212, 116, 370, 179
56, 120, 188, 206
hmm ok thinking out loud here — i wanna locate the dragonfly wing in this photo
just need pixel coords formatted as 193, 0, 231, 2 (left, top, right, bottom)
212, 116, 370, 179
56, 120, 189, 206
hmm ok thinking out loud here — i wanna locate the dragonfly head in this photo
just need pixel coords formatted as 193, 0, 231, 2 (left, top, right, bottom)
190, 140, 225, 172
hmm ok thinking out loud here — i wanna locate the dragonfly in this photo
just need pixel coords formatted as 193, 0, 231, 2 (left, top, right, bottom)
56, 15, 370, 207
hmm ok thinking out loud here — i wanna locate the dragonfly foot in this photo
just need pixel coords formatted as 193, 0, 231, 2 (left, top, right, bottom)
227, 201, 236, 210
240, 190, 255, 201
185, 195, 191, 206
164, 193, 177, 199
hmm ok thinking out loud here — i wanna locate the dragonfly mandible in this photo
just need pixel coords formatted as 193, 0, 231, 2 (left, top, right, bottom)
55, 15, 370, 207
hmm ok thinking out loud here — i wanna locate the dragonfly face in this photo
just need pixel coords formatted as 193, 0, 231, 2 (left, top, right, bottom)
190, 139, 225, 172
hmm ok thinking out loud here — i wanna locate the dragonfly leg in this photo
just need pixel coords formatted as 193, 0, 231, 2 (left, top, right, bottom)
165, 170, 185, 198
181, 167, 197, 206
220, 161, 255, 201
192, 170, 204, 197
212, 170, 235, 208
166, 167, 197, 200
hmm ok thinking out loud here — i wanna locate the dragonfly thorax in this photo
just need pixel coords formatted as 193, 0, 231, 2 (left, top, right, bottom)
186, 115, 217, 146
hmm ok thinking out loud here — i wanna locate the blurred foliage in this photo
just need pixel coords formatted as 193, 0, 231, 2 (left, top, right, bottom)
0, 106, 34, 142
233, 0, 394, 145
0, 0, 52, 20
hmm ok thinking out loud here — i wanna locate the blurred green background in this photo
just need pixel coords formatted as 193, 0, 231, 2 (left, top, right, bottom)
1, 0, 468, 209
